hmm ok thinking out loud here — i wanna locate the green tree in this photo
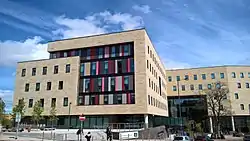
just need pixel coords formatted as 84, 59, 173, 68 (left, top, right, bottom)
0, 99, 6, 123
12, 98, 25, 119
203, 81, 231, 138
32, 100, 44, 127
49, 105, 58, 128
1, 117, 13, 128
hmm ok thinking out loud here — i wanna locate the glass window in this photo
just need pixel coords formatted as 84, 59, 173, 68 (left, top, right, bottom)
148, 78, 150, 87
116, 94, 122, 104
91, 62, 96, 75
90, 95, 95, 105
104, 94, 109, 104
97, 78, 102, 92
176, 76, 180, 81
78, 96, 83, 105
63, 97, 68, 106
80, 63, 85, 76
25, 83, 29, 92
130, 59, 134, 72
21, 69, 26, 77
36, 83, 40, 91
86, 49, 91, 59
42, 67, 47, 75
220, 73, 225, 79
28, 99, 33, 108
54, 65, 59, 74
117, 60, 122, 73
51, 98, 56, 107
124, 76, 129, 90
248, 72, 250, 78
111, 46, 116, 57
63, 52, 67, 57
66, 64, 70, 73
235, 93, 239, 99
104, 61, 108, 74
190, 84, 194, 90
173, 86, 177, 91
124, 44, 129, 56
147, 60, 149, 69
47, 82, 51, 90
148, 95, 150, 104
246, 83, 249, 88
211, 73, 215, 79
237, 83, 241, 88
202, 74, 206, 80
130, 93, 135, 104
240, 104, 244, 110
168, 76, 172, 82
40, 99, 44, 107
58, 81, 63, 90
198, 84, 203, 90
98, 48, 103, 58
32, 68, 36, 76
207, 84, 212, 89
181, 85, 185, 91
184, 75, 189, 80
193, 75, 197, 80
111, 77, 115, 91
85, 79, 90, 92
232, 72, 236, 78
240, 72, 244, 78
216, 83, 221, 88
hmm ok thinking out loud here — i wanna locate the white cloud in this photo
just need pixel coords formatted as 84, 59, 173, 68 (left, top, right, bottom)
132, 5, 152, 13
0, 89, 13, 113
0, 36, 49, 66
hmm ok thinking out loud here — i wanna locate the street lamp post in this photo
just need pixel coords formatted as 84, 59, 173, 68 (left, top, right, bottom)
176, 80, 183, 134
68, 102, 72, 131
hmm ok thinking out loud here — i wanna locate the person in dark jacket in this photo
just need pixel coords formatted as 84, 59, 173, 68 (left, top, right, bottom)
106, 126, 112, 141
85, 132, 91, 141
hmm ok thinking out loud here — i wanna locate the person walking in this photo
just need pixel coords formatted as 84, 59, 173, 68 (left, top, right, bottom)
106, 126, 112, 141
85, 132, 91, 141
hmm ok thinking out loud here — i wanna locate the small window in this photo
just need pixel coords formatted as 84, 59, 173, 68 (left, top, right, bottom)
147, 60, 149, 69
181, 85, 185, 91
237, 83, 241, 88
59, 81, 63, 90
42, 67, 47, 75
216, 83, 221, 88
235, 93, 239, 99
25, 83, 29, 92
184, 75, 189, 80
190, 84, 194, 90
240, 104, 244, 110
176, 76, 180, 81
28, 99, 33, 108
202, 74, 206, 80
148, 95, 150, 104
21, 69, 26, 77
198, 84, 203, 90
172, 86, 177, 91
54, 65, 59, 74
63, 97, 68, 106
248, 72, 250, 78
40, 99, 44, 107
47, 82, 52, 90
232, 72, 236, 78
66, 64, 70, 73
149, 64, 151, 72
97, 78, 102, 92
168, 76, 172, 82
32, 68, 36, 76
246, 83, 249, 88
240, 72, 244, 78
104, 61, 108, 74
124, 76, 129, 90
149, 78, 151, 87
36, 83, 40, 91
148, 46, 149, 54
117, 60, 122, 73
104, 94, 109, 104
193, 75, 197, 80
220, 73, 225, 79
211, 73, 215, 79
207, 84, 212, 89
51, 98, 56, 107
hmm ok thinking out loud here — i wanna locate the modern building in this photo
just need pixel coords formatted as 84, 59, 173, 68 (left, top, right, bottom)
13, 29, 168, 129
166, 66, 250, 132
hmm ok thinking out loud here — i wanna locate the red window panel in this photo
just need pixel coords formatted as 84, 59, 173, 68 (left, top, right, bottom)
121, 45, 124, 56
91, 48, 96, 59
90, 78, 94, 92
95, 95, 99, 105
109, 60, 115, 73
127, 93, 131, 104
108, 60, 112, 73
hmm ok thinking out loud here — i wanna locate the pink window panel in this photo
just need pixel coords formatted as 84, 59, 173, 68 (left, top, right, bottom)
96, 61, 99, 75
102, 77, 105, 92
127, 58, 131, 72
95, 95, 99, 105
127, 93, 131, 104
104, 47, 109, 58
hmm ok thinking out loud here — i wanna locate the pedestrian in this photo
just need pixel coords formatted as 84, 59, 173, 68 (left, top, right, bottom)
106, 126, 112, 141
85, 132, 91, 141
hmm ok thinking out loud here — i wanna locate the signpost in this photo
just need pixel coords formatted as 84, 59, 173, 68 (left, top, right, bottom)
15, 112, 21, 139
79, 114, 86, 141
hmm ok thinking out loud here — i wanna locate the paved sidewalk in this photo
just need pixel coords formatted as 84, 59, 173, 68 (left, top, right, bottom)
0, 134, 52, 141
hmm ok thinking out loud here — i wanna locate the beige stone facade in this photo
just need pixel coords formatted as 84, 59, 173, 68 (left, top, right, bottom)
166, 65, 250, 116
13, 29, 168, 118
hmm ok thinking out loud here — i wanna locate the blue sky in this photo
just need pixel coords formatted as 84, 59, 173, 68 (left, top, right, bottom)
0, 0, 250, 112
